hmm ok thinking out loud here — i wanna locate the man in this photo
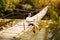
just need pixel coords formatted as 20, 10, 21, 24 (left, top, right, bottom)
26, 13, 36, 33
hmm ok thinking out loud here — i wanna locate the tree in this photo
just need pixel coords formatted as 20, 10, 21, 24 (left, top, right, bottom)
0, 0, 14, 12
0, 0, 22, 12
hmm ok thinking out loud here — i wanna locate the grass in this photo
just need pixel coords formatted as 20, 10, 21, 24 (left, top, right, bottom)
0, 19, 21, 31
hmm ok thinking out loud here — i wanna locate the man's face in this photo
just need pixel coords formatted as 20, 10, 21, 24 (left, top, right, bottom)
29, 13, 32, 17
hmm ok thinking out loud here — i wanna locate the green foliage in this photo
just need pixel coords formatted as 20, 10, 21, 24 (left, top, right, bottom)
48, 20, 60, 40
10, 0, 22, 4
0, 0, 21, 13
48, 8, 59, 20
20, 0, 47, 9
41, 0, 60, 20
0, 0, 13, 12
22, 4, 32, 10
32, 0, 44, 9
30, 0, 50, 9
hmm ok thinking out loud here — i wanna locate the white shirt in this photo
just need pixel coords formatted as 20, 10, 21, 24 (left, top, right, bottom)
26, 17, 35, 24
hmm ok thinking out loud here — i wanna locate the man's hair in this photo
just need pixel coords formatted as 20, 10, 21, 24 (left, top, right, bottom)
28, 13, 32, 17
29, 13, 31, 15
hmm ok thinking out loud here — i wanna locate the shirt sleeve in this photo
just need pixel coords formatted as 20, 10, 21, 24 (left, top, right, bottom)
26, 17, 28, 21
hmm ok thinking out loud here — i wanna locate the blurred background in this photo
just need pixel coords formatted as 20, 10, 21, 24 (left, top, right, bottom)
0, 0, 60, 40
0, 0, 59, 19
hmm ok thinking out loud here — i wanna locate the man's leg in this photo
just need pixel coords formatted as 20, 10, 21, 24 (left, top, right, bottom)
33, 26, 35, 33
34, 24, 41, 31
28, 23, 36, 33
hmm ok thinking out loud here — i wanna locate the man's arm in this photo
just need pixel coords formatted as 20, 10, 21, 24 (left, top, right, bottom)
26, 17, 29, 22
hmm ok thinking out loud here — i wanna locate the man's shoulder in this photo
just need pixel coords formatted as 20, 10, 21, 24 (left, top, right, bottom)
26, 17, 30, 18
26, 17, 29, 19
